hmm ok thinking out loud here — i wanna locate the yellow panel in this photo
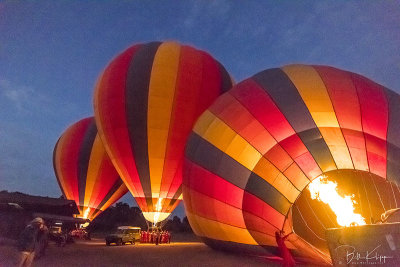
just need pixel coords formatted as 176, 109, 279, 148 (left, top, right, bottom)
248, 230, 279, 247
84, 135, 104, 208
197, 113, 263, 172
189, 213, 258, 245
252, 157, 299, 202
283, 65, 353, 169
186, 211, 207, 237
320, 127, 354, 169
283, 163, 310, 192
192, 110, 215, 136
203, 116, 237, 152
273, 173, 299, 203
147, 42, 181, 197
225, 135, 262, 170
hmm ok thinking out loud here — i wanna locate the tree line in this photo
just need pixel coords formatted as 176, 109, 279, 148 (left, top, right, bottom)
87, 202, 192, 233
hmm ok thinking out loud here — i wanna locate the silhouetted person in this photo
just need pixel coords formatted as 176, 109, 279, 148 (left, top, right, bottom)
17, 217, 44, 267
275, 231, 295, 267
155, 231, 160, 245
35, 224, 48, 258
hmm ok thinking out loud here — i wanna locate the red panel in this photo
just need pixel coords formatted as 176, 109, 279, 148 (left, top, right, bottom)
59, 119, 91, 204
134, 197, 148, 212
341, 129, 369, 171
162, 48, 222, 199
280, 134, 320, 179
243, 211, 279, 234
315, 66, 369, 171
186, 160, 243, 209
97, 45, 145, 197
352, 73, 388, 178
187, 188, 246, 228
90, 155, 120, 208
293, 152, 322, 179
365, 134, 387, 177
230, 79, 292, 142
265, 144, 293, 172
210, 93, 253, 134
242, 191, 285, 228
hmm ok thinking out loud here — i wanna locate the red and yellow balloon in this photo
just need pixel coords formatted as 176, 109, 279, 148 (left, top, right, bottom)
53, 117, 128, 221
183, 65, 400, 264
94, 41, 233, 224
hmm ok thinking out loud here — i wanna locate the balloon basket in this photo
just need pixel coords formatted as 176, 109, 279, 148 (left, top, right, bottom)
326, 223, 400, 266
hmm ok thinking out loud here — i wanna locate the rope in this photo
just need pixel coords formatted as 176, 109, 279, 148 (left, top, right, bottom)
361, 173, 373, 223
395, 183, 400, 197
356, 179, 364, 217
369, 173, 386, 213
390, 182, 398, 208
294, 205, 326, 241
305, 196, 327, 229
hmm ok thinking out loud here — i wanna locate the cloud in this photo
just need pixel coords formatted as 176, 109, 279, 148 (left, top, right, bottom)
183, 0, 232, 29
0, 78, 49, 112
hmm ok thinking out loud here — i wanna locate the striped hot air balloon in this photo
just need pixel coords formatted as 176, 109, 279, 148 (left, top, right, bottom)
53, 117, 128, 221
94, 41, 233, 224
183, 65, 400, 264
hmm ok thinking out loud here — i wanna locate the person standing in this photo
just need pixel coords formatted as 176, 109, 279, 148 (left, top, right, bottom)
275, 231, 295, 267
35, 224, 48, 259
155, 231, 159, 245
17, 217, 44, 267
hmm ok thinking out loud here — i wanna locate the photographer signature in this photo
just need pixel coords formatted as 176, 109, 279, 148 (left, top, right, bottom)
335, 244, 393, 264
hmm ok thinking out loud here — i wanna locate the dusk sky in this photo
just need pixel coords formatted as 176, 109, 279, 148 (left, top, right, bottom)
1, 1, 399, 218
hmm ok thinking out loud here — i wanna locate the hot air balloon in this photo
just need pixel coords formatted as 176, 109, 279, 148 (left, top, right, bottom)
93, 41, 233, 225
53, 117, 128, 221
183, 65, 400, 264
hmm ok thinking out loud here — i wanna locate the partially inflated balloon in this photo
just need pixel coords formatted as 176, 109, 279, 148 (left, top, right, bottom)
183, 65, 400, 264
94, 41, 233, 224
53, 117, 128, 221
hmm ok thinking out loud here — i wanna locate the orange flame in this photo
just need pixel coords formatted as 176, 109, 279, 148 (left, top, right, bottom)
308, 176, 366, 227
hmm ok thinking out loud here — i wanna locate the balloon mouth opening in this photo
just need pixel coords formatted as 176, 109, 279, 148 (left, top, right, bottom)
142, 212, 171, 224
308, 174, 366, 227
74, 206, 98, 221
292, 169, 395, 255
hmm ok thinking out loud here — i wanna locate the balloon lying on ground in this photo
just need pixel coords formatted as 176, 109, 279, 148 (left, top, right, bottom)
53, 117, 128, 221
94, 41, 233, 224
183, 64, 400, 264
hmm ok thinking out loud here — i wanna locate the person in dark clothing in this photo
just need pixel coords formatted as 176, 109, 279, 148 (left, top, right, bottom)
17, 217, 44, 267
155, 231, 160, 245
275, 231, 295, 267
35, 224, 48, 259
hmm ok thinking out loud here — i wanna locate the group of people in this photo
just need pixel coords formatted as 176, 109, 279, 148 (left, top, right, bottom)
140, 230, 171, 245
17, 217, 48, 267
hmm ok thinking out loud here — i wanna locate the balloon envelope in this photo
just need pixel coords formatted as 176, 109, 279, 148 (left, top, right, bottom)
183, 65, 400, 264
94, 41, 233, 223
53, 117, 128, 221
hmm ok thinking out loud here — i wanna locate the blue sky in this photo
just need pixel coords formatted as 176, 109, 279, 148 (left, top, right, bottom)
1, 1, 399, 218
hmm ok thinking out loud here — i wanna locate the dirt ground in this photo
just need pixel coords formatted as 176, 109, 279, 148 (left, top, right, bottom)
0, 235, 280, 267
